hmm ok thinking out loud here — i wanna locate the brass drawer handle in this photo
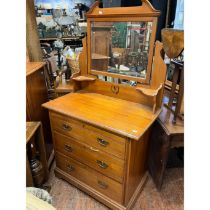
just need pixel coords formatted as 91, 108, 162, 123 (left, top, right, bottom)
96, 160, 108, 169
97, 138, 109, 147
67, 164, 75, 172
64, 144, 72, 152
62, 123, 72, 131
98, 180, 108, 189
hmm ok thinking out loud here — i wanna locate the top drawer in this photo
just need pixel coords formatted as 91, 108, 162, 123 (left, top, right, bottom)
50, 112, 84, 141
50, 112, 126, 159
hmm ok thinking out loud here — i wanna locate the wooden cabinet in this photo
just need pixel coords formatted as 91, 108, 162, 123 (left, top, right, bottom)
43, 92, 162, 209
148, 106, 184, 190
42, 1, 167, 209
26, 62, 53, 165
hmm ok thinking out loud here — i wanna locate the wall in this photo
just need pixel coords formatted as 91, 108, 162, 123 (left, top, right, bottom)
174, 0, 184, 29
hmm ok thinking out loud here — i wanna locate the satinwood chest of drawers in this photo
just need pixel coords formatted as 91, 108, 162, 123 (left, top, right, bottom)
43, 93, 162, 209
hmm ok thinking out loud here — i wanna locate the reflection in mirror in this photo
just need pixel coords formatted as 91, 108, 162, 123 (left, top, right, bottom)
97, 75, 137, 86
91, 21, 152, 79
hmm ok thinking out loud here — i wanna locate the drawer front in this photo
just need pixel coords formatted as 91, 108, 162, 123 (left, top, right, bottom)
50, 112, 126, 160
56, 152, 123, 203
53, 131, 124, 183
50, 112, 84, 141
83, 125, 126, 160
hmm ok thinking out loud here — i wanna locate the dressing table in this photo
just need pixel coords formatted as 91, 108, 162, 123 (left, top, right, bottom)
42, 1, 167, 209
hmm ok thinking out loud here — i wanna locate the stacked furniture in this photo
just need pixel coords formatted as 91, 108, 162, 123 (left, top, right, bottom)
26, 62, 53, 166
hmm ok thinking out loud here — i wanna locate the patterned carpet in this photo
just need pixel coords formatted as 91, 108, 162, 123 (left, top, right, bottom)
45, 161, 183, 210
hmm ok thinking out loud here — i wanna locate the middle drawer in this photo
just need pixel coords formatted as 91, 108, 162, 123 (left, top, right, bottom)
53, 131, 124, 183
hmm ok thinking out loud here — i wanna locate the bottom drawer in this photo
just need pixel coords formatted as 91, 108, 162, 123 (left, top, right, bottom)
55, 152, 123, 203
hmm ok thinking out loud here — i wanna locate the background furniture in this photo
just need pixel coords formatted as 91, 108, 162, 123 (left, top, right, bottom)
42, 1, 167, 209
53, 56, 80, 97
26, 62, 53, 166
161, 28, 184, 123
39, 37, 83, 49
26, 122, 49, 187
148, 105, 184, 190
165, 60, 184, 123
91, 22, 112, 71
54, 77, 74, 97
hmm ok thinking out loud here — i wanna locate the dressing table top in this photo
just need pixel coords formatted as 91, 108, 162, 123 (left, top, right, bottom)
42, 92, 161, 140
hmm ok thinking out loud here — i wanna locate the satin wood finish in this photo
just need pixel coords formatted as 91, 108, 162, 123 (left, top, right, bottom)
161, 28, 184, 59
42, 1, 167, 209
43, 93, 161, 140
75, 41, 166, 113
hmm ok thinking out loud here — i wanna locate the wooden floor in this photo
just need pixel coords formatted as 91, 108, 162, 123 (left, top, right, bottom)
46, 161, 183, 210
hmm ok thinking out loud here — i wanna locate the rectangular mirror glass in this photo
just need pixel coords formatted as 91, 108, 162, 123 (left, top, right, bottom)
90, 21, 153, 79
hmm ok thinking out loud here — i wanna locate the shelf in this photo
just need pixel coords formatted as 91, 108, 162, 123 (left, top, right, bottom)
136, 84, 163, 97
136, 84, 163, 113
42, 92, 161, 140
92, 53, 110, 60
39, 36, 83, 41
72, 76, 96, 82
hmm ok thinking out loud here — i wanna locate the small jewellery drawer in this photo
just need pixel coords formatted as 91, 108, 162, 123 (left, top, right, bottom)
53, 131, 124, 183
50, 112, 84, 141
55, 153, 123, 203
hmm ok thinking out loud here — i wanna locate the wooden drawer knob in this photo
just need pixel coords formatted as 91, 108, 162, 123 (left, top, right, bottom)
98, 180, 108, 189
62, 123, 72, 131
97, 138, 109, 147
96, 160, 108, 169
64, 144, 72, 152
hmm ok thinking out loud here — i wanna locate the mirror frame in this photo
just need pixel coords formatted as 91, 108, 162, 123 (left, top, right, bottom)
86, 0, 160, 84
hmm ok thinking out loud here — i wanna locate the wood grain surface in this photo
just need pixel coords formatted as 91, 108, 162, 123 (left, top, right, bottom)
158, 106, 184, 135
26, 62, 45, 76
43, 92, 161, 140
46, 161, 184, 210
161, 28, 184, 58
50, 112, 126, 159
53, 131, 125, 183
55, 153, 123, 203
